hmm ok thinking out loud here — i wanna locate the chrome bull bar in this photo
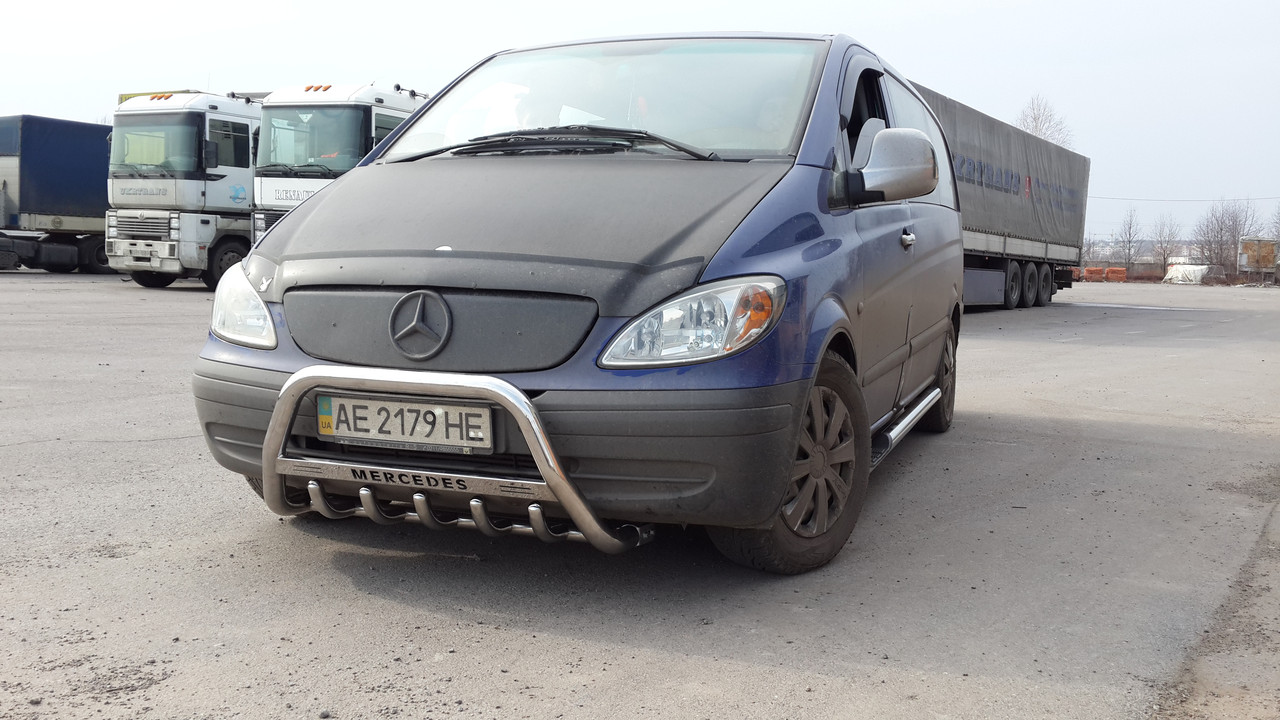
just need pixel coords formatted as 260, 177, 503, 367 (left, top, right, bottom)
261, 365, 652, 554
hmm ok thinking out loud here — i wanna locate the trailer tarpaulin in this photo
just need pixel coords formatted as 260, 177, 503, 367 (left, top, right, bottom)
913, 84, 1089, 251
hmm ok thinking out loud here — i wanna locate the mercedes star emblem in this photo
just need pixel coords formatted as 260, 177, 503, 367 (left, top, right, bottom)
388, 290, 452, 360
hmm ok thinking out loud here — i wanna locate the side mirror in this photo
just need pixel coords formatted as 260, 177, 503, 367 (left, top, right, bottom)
849, 128, 938, 205
204, 140, 220, 169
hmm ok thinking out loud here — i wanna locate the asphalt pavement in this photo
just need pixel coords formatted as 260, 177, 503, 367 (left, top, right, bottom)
1, 272, 1277, 719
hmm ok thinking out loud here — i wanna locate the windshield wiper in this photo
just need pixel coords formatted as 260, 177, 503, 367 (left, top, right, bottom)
530, 125, 721, 161
292, 163, 339, 179
256, 163, 298, 178
388, 125, 720, 163
389, 132, 630, 162
110, 163, 142, 178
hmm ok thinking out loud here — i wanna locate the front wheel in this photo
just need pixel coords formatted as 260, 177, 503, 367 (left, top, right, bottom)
203, 240, 249, 290
708, 351, 871, 574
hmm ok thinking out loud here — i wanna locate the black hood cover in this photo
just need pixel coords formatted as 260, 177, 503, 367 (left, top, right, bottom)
254, 155, 790, 316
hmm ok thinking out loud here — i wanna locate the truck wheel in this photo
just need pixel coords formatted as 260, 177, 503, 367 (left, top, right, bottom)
708, 351, 870, 574
1020, 261, 1038, 307
76, 236, 114, 274
130, 271, 176, 288
917, 323, 956, 433
44, 263, 77, 273
203, 241, 249, 290
1003, 261, 1022, 310
1035, 263, 1053, 306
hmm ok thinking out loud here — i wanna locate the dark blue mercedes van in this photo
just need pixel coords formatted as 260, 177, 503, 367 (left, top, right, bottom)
193, 33, 962, 573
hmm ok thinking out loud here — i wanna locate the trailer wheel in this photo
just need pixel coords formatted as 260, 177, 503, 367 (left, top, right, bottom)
1035, 263, 1053, 306
1003, 261, 1022, 310
707, 351, 870, 574
203, 240, 249, 290
1020, 261, 1039, 307
130, 271, 176, 288
76, 236, 113, 274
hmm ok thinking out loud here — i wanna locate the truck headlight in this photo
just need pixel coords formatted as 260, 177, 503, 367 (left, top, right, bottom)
600, 276, 786, 368
210, 263, 277, 349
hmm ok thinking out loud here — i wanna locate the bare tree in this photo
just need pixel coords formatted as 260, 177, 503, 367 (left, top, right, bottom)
1150, 213, 1182, 272
1016, 95, 1074, 149
1271, 202, 1280, 240
1082, 234, 1100, 263
1114, 207, 1146, 271
1192, 199, 1260, 273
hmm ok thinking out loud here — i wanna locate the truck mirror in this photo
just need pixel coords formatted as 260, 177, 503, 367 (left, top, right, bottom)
849, 128, 937, 205
204, 140, 220, 169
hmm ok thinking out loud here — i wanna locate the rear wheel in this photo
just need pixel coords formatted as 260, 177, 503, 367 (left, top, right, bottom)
130, 271, 175, 288
203, 240, 249, 290
1003, 261, 1022, 310
1019, 260, 1039, 307
708, 351, 871, 574
1035, 263, 1053, 306
918, 323, 956, 433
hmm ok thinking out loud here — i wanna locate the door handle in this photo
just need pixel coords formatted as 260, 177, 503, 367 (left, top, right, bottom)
900, 231, 916, 249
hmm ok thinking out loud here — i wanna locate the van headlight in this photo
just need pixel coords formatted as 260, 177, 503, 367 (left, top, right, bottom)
600, 276, 786, 368
210, 262, 277, 349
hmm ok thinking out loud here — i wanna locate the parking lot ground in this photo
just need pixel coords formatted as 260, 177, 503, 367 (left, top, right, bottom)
1, 271, 1277, 719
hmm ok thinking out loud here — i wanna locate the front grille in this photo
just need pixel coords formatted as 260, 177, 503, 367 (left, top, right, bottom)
117, 217, 168, 237
260, 210, 286, 231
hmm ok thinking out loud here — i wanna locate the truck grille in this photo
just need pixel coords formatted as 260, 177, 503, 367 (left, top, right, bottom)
260, 210, 286, 231
116, 217, 168, 237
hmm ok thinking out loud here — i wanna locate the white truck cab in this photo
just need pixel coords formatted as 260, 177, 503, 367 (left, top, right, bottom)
254, 84, 425, 242
106, 91, 263, 288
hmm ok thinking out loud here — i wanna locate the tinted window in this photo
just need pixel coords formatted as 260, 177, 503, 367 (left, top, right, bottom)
884, 78, 956, 209
209, 118, 251, 168
374, 112, 405, 143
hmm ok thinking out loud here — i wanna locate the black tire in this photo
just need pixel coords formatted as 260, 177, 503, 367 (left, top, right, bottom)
1019, 260, 1038, 308
44, 263, 77, 274
917, 323, 956, 433
130, 271, 175, 288
708, 351, 871, 574
1003, 260, 1022, 310
203, 240, 249, 290
76, 236, 114, 274
1035, 263, 1053, 306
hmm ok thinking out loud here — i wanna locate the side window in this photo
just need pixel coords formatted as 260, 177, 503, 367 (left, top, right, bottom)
831, 63, 888, 208
883, 79, 957, 209
209, 119, 251, 168
374, 113, 405, 145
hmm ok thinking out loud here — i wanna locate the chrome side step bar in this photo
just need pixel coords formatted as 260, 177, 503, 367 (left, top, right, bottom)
262, 366, 653, 554
869, 387, 941, 468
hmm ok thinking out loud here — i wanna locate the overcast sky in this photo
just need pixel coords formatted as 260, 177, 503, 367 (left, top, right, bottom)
6, 0, 1278, 239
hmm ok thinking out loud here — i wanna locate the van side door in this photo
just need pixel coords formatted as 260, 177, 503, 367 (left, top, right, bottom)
828, 51, 915, 424
882, 77, 963, 403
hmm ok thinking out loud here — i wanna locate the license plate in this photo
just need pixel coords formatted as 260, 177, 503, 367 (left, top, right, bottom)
316, 394, 493, 454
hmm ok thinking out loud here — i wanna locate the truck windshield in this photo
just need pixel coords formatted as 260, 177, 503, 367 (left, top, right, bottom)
382, 37, 825, 162
109, 112, 202, 179
257, 105, 369, 176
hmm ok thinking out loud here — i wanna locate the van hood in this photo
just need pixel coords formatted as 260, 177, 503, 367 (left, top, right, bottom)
252, 155, 790, 317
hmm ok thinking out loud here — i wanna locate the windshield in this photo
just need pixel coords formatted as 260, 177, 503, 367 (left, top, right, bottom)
382, 37, 826, 162
258, 105, 370, 176
109, 111, 202, 178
